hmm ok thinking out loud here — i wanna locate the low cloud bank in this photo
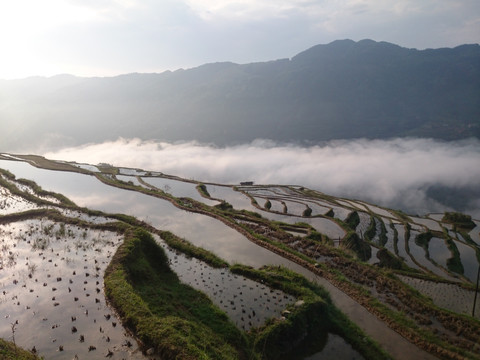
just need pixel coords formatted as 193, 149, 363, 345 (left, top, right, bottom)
44, 137, 480, 218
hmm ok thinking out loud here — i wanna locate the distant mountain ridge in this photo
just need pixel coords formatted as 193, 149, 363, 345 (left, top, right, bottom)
1, 39, 479, 151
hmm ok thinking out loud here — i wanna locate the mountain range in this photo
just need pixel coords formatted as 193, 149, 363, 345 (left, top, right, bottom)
1, 39, 479, 151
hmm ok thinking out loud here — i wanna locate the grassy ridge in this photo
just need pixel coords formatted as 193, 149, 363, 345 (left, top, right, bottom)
104, 229, 249, 360
0, 168, 76, 207
104, 228, 390, 359
160, 230, 229, 268
230, 265, 391, 360
0, 339, 41, 360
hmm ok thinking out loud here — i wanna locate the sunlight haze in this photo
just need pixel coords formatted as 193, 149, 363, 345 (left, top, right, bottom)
0, 0, 478, 79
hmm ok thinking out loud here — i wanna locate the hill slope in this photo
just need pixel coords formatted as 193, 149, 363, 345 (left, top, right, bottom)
1, 39, 479, 151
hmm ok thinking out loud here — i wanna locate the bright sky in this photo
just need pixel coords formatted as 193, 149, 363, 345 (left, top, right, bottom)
0, 0, 478, 79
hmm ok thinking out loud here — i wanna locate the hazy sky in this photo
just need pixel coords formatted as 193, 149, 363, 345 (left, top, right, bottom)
0, 0, 478, 79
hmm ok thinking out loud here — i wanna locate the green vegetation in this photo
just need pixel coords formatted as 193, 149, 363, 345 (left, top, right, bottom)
239, 209, 263, 218
442, 212, 476, 230
342, 231, 371, 261
104, 229, 249, 360
264, 199, 272, 210
302, 206, 312, 217
377, 248, 405, 270
445, 237, 464, 275
0, 168, 15, 180
230, 265, 391, 360
196, 183, 210, 198
102, 226, 389, 360
2, 161, 479, 360
415, 231, 433, 258
0, 169, 76, 207
390, 222, 399, 256
378, 218, 388, 247
392, 210, 411, 223
96, 163, 118, 175
160, 230, 229, 268
460, 231, 480, 263
364, 216, 376, 241
344, 211, 360, 230
305, 230, 330, 245
404, 223, 411, 244
0, 338, 41, 360
215, 201, 234, 211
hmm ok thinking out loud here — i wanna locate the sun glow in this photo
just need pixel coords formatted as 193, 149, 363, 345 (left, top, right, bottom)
0, 1, 101, 79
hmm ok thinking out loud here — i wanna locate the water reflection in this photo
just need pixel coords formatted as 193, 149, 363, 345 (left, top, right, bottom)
0, 219, 144, 360
0, 159, 436, 360
0, 160, 293, 267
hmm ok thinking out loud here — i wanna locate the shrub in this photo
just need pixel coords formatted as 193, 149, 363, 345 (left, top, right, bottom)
264, 200, 272, 210
303, 206, 312, 217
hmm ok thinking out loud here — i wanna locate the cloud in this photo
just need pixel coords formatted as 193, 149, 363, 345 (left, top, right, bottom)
44, 137, 480, 218
0, 0, 478, 79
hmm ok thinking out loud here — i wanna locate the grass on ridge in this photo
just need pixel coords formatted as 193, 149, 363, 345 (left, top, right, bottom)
104, 228, 249, 360
0, 338, 41, 360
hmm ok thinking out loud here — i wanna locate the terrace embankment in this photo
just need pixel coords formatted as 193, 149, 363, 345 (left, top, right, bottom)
104, 228, 389, 359
1, 156, 479, 359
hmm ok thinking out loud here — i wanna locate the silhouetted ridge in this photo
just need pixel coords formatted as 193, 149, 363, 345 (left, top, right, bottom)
0, 39, 478, 151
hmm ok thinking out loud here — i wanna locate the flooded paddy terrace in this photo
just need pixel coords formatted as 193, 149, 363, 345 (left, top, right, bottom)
1, 157, 479, 359
0, 161, 364, 359
0, 217, 144, 360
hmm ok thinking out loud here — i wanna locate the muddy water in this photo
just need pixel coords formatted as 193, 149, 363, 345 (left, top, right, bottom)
383, 221, 396, 255
207, 185, 347, 238
268, 199, 285, 213
156, 235, 296, 331
0, 160, 436, 359
407, 233, 435, 269
398, 275, 480, 320
428, 237, 450, 269
342, 200, 369, 212
116, 175, 145, 187
207, 185, 256, 211
118, 168, 148, 176
394, 224, 422, 271
281, 200, 308, 216
329, 206, 350, 221
0, 186, 40, 214
355, 212, 370, 235
302, 202, 330, 217
408, 230, 450, 278
359, 202, 395, 219
0, 219, 145, 360
469, 221, 480, 246
455, 240, 480, 282
410, 216, 443, 232
249, 209, 346, 240
0, 160, 293, 267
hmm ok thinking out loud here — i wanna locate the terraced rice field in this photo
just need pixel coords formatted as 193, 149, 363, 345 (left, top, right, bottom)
1, 156, 479, 360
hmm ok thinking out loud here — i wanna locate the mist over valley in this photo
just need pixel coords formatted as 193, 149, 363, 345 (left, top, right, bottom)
44, 137, 480, 219
2, 39, 479, 219
1, 37, 480, 360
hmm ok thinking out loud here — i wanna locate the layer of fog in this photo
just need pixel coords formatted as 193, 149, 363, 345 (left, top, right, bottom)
44, 137, 480, 219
